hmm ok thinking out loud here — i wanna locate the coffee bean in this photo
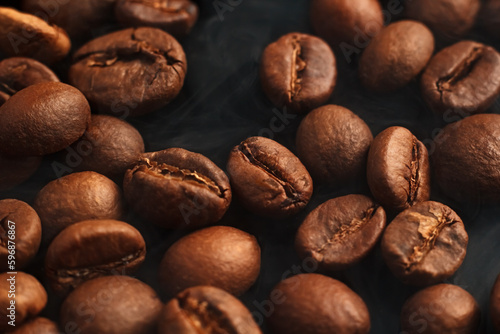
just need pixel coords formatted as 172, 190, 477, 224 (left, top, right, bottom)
268, 273, 370, 334
401, 284, 480, 333
115, 0, 199, 38
45, 219, 146, 296
367, 126, 431, 211
381, 201, 468, 286
359, 20, 434, 93
0, 7, 70, 64
295, 194, 386, 271
159, 226, 261, 297
260, 32, 336, 114
8, 317, 60, 334
124, 148, 231, 229
69, 27, 187, 117
0, 154, 41, 191
227, 136, 313, 218
60, 275, 163, 334
0, 272, 47, 332
479, 0, 500, 38
296, 104, 373, 185
0, 82, 91, 156
421, 41, 500, 117
491, 273, 500, 332
433, 114, 500, 203
310, 0, 383, 47
0, 199, 41, 271
0, 57, 59, 106
34, 171, 124, 243
159, 285, 262, 334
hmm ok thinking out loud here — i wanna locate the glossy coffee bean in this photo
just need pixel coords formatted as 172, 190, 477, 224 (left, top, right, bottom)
381, 201, 468, 286
491, 273, 500, 332
433, 114, 500, 203
359, 20, 434, 93
115, 0, 199, 38
124, 148, 231, 229
295, 194, 386, 271
367, 126, 431, 211
268, 273, 370, 334
0, 82, 91, 156
159, 226, 261, 297
159, 286, 262, 334
45, 219, 146, 296
0, 154, 41, 191
60, 275, 163, 334
401, 284, 480, 334
296, 104, 373, 185
480, 0, 500, 38
0, 57, 59, 106
34, 171, 124, 243
0, 272, 47, 332
0, 199, 41, 271
69, 27, 187, 117
227, 136, 313, 218
0, 7, 70, 64
260, 32, 336, 114
421, 41, 500, 117
8, 317, 60, 334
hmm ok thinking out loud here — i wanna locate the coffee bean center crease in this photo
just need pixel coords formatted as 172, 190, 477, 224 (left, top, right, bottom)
288, 36, 306, 102
178, 296, 233, 334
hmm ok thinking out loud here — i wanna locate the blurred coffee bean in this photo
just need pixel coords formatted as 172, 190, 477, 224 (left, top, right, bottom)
479, 0, 500, 38
7, 317, 60, 334
491, 273, 500, 332
0, 154, 41, 191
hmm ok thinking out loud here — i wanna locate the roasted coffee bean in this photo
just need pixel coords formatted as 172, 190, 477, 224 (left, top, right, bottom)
60, 275, 163, 334
268, 273, 370, 334
359, 20, 434, 93
0, 154, 41, 191
45, 219, 146, 296
310, 0, 383, 47
115, 0, 199, 38
480, 0, 500, 38
227, 136, 313, 218
0, 57, 59, 106
421, 41, 500, 117
260, 32, 336, 114
8, 317, 60, 334
367, 126, 431, 211
295, 194, 386, 271
0, 82, 91, 156
69, 27, 187, 117
404, 0, 479, 39
124, 148, 231, 229
159, 286, 262, 334
0, 272, 47, 332
0, 7, 70, 64
433, 114, 500, 203
159, 226, 261, 297
34, 171, 124, 243
381, 201, 468, 286
296, 104, 373, 185
0, 199, 41, 271
491, 273, 500, 332
401, 284, 480, 333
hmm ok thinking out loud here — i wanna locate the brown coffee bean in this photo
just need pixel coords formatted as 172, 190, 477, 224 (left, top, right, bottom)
491, 273, 500, 332
401, 284, 480, 333
421, 41, 500, 116
310, 0, 383, 47
0, 82, 91, 156
159, 286, 262, 334
69, 27, 187, 117
295, 194, 386, 271
359, 20, 434, 93
124, 148, 231, 229
0, 57, 59, 106
8, 317, 60, 334
227, 136, 313, 218
0, 154, 41, 191
60, 275, 163, 334
0, 272, 47, 332
0, 7, 70, 64
0, 199, 41, 271
433, 114, 500, 203
115, 0, 199, 38
367, 126, 431, 211
159, 226, 261, 297
381, 201, 468, 286
45, 219, 146, 296
34, 171, 124, 243
480, 0, 500, 38
296, 104, 373, 185
260, 32, 336, 114
268, 273, 370, 334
